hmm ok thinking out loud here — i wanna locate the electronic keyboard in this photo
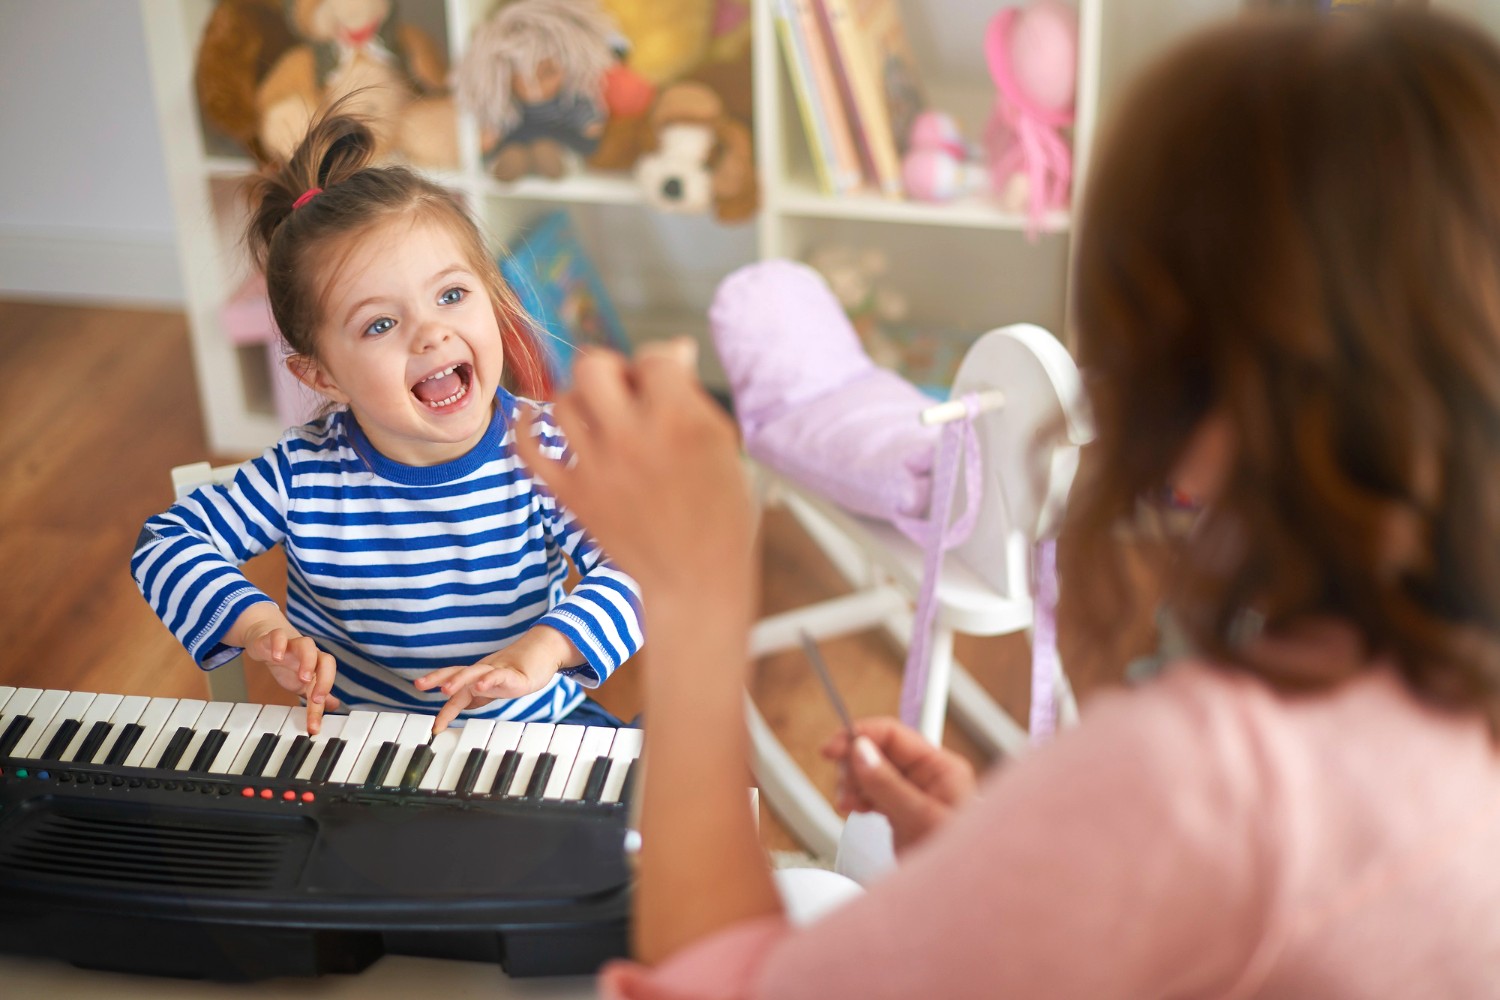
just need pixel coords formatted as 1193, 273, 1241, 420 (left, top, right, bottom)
0, 686, 642, 981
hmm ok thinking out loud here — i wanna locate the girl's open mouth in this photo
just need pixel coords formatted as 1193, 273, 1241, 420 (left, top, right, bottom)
411, 363, 473, 409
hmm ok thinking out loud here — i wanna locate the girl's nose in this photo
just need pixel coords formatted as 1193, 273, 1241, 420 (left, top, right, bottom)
411, 318, 450, 352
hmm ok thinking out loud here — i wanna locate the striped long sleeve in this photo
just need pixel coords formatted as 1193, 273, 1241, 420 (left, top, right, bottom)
130, 392, 643, 723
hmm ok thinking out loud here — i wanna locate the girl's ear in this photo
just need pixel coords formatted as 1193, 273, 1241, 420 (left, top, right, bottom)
287, 354, 350, 404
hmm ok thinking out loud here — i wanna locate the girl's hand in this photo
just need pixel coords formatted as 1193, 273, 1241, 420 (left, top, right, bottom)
235, 606, 340, 735
821, 716, 978, 854
416, 624, 578, 733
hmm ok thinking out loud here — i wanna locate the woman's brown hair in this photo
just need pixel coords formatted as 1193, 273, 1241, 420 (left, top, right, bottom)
1064, 9, 1500, 728
243, 104, 552, 399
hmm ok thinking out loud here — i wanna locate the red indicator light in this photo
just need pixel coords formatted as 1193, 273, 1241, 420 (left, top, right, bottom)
259, 788, 273, 799
282, 790, 296, 801
301, 791, 315, 803
241, 787, 254, 798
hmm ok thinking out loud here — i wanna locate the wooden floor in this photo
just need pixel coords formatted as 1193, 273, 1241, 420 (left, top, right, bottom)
0, 299, 1154, 854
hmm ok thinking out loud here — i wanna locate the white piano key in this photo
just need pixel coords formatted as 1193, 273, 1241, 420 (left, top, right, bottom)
173, 701, 234, 771
0, 688, 43, 755
25, 690, 96, 760
473, 720, 527, 794
505, 723, 556, 797
600, 728, 644, 804
58, 692, 123, 761
562, 726, 618, 801
206, 702, 268, 774
0, 687, 16, 713
141, 699, 208, 768
293, 714, 348, 781
91, 695, 151, 764
121, 698, 183, 768
380, 713, 438, 788
542, 724, 586, 799
11, 690, 76, 760
343, 712, 407, 785
435, 718, 496, 791
416, 726, 463, 791
225, 704, 292, 775
325, 711, 382, 784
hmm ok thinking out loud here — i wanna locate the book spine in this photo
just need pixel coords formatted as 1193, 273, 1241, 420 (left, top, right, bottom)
773, 0, 838, 195
818, 0, 903, 197
793, 0, 863, 194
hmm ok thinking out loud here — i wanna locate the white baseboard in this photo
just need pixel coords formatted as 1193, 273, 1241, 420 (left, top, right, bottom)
0, 225, 183, 308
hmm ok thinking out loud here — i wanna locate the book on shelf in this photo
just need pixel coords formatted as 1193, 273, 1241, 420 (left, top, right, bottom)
773, 0, 862, 195
498, 210, 630, 388
815, 0, 927, 198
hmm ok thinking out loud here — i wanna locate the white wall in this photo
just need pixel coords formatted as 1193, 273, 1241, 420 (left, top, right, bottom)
0, 0, 180, 305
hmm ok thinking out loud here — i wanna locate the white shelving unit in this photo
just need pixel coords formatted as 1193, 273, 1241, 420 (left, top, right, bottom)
142, 0, 1102, 456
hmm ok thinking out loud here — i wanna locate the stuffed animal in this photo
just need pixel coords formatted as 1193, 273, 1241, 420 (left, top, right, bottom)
901, 111, 991, 204
804, 244, 908, 370
253, 0, 457, 169
984, 1, 1078, 233
194, 0, 298, 164
635, 80, 757, 222
456, 0, 618, 182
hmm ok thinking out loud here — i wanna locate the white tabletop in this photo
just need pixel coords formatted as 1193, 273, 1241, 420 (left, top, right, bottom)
0, 953, 598, 998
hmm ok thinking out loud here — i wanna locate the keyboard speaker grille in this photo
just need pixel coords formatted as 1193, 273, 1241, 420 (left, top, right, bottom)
0, 799, 310, 892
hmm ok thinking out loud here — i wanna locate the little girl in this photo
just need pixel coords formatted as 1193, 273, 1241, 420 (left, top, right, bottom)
132, 111, 641, 736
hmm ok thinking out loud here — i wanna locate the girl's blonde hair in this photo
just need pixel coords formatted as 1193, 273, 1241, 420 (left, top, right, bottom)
244, 104, 551, 399
1065, 10, 1500, 729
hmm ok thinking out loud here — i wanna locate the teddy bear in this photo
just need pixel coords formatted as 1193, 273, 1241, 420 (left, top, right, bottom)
634, 80, 756, 223
250, 0, 458, 169
455, 0, 618, 182
194, 0, 298, 164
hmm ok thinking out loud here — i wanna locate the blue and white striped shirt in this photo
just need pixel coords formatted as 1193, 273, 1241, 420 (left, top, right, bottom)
131, 390, 643, 723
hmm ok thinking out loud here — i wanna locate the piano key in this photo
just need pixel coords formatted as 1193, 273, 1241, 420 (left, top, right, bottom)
10, 689, 75, 760
600, 728, 644, 804
39, 719, 83, 762
562, 727, 617, 801
205, 702, 269, 773
187, 729, 229, 773
30, 690, 99, 760
224, 705, 291, 775
276, 735, 314, 779
489, 749, 522, 796
0, 687, 15, 715
524, 754, 557, 798
57, 692, 122, 762
153, 727, 195, 770
293, 714, 351, 781
619, 760, 639, 803
416, 727, 463, 792
173, 702, 233, 772
453, 747, 487, 794
472, 720, 526, 795
120, 697, 182, 768
501, 723, 556, 797
380, 713, 440, 789
0, 688, 43, 757
262, 712, 316, 778
541, 724, 586, 800
140, 699, 207, 769
363, 741, 399, 787
399, 745, 435, 789
325, 711, 383, 784
91, 695, 151, 765
340, 712, 406, 786
308, 737, 347, 783
435, 719, 496, 792
241, 732, 280, 778
580, 755, 612, 803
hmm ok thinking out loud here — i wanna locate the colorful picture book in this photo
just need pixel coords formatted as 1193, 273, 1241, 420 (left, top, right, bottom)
498, 210, 630, 388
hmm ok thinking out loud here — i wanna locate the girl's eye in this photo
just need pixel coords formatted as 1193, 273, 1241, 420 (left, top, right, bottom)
439, 287, 466, 306
364, 317, 395, 337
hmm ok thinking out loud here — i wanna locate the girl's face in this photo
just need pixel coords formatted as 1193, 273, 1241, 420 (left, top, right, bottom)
295, 216, 505, 466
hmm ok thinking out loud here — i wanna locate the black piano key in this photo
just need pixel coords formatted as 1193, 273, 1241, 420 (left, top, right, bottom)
308, 738, 346, 783
242, 731, 280, 778
188, 729, 228, 773
276, 735, 313, 779
0, 716, 33, 757
489, 749, 521, 796
619, 760, 639, 803
75, 720, 114, 763
581, 756, 611, 803
455, 747, 486, 794
39, 719, 83, 761
364, 740, 399, 787
154, 726, 195, 770
525, 753, 556, 798
399, 745, 435, 789
102, 723, 144, 766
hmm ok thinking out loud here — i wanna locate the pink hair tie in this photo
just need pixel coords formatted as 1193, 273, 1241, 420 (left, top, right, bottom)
292, 187, 323, 210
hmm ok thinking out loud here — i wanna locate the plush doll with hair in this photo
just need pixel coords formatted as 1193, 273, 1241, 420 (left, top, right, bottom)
456, 0, 619, 182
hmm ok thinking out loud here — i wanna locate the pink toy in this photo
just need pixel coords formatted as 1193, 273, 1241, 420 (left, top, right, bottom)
901, 111, 990, 203
985, 1, 1078, 233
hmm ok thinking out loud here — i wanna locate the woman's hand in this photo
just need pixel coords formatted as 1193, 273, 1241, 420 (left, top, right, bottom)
232, 603, 340, 734
416, 624, 579, 733
822, 716, 978, 853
